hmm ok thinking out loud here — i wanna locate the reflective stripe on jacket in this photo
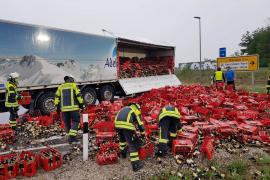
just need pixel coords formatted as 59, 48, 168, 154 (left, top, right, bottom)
158, 106, 180, 121
5, 82, 19, 108
215, 71, 223, 81
54, 83, 84, 112
115, 106, 145, 133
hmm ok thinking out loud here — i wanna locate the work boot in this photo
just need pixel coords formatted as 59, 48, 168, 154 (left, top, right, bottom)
132, 161, 144, 172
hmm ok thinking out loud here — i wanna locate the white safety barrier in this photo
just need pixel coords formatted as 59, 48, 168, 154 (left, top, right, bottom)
83, 114, 89, 161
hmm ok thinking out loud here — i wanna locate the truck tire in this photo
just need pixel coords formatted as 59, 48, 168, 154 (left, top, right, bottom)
82, 87, 97, 105
37, 92, 56, 115
99, 85, 115, 102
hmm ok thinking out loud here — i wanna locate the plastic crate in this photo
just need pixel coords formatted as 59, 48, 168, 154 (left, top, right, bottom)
172, 139, 195, 156
178, 131, 198, 145
182, 125, 199, 134
200, 136, 215, 160
96, 151, 118, 165
237, 124, 258, 135
0, 153, 18, 180
139, 142, 154, 160
38, 148, 62, 171
95, 132, 117, 145
17, 151, 37, 177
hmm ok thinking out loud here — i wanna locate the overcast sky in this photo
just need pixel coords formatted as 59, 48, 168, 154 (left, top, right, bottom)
0, 0, 269, 63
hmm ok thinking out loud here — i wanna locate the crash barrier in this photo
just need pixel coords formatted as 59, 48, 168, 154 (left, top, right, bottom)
0, 147, 62, 179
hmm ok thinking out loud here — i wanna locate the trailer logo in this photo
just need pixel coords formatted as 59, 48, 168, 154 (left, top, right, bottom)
104, 58, 117, 68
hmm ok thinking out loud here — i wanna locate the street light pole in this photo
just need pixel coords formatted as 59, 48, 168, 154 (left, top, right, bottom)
194, 16, 202, 83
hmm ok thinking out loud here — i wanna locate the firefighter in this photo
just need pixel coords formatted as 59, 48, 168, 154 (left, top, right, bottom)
156, 106, 182, 157
5, 72, 22, 131
267, 76, 270, 94
114, 103, 146, 172
54, 75, 85, 144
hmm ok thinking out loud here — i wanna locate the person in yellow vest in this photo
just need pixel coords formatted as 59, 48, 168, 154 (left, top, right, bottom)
156, 106, 182, 157
213, 67, 226, 84
54, 75, 85, 144
5, 72, 22, 131
267, 76, 270, 94
114, 103, 146, 172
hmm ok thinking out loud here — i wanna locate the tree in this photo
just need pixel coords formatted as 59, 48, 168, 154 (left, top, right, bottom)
239, 25, 270, 67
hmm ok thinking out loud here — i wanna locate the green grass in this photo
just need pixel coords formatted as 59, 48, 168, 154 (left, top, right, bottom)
175, 68, 270, 93
261, 167, 270, 180
256, 155, 270, 165
227, 159, 248, 175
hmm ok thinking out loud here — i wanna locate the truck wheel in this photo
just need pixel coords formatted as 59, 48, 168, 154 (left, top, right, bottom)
37, 92, 56, 115
99, 85, 114, 102
82, 87, 97, 105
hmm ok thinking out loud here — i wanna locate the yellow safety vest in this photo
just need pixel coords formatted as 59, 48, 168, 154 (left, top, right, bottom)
54, 83, 84, 112
5, 82, 19, 108
215, 71, 223, 81
114, 106, 144, 131
158, 106, 181, 121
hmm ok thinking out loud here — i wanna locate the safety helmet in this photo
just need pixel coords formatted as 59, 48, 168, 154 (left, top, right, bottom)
64, 75, 75, 82
129, 103, 141, 115
8, 72, 20, 84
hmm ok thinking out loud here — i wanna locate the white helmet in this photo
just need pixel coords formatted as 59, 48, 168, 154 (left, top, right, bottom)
9, 72, 20, 79
8, 72, 20, 84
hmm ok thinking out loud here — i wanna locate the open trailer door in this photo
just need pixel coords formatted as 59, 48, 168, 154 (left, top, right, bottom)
119, 74, 181, 95
117, 37, 181, 95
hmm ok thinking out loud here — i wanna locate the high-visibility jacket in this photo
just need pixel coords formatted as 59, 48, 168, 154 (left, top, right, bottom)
115, 106, 145, 134
267, 78, 270, 88
215, 71, 223, 81
158, 106, 181, 122
54, 82, 84, 112
5, 82, 19, 108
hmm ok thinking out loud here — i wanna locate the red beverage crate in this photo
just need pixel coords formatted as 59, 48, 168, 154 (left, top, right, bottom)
0, 129, 14, 142
178, 131, 198, 145
143, 116, 156, 124
218, 127, 237, 139
227, 121, 239, 128
96, 151, 118, 165
0, 124, 11, 131
145, 124, 159, 136
234, 105, 248, 111
242, 110, 259, 120
201, 125, 218, 135
172, 139, 195, 156
182, 125, 199, 134
181, 116, 200, 124
149, 107, 161, 120
192, 121, 209, 127
192, 106, 210, 117
18, 91, 31, 105
261, 118, 270, 127
180, 106, 190, 116
96, 132, 117, 145
237, 123, 258, 135
139, 142, 154, 160
38, 148, 62, 171
244, 120, 263, 129
38, 115, 53, 127
200, 136, 215, 160
0, 153, 18, 179
17, 151, 37, 177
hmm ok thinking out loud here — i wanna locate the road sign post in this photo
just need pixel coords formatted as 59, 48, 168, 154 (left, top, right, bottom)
219, 47, 226, 57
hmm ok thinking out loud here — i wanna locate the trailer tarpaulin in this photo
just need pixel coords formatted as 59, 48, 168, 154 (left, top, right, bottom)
119, 74, 181, 95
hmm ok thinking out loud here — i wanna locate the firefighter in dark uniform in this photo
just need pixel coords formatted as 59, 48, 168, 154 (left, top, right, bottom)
114, 103, 146, 172
54, 75, 85, 143
156, 106, 182, 157
267, 76, 270, 95
5, 72, 22, 131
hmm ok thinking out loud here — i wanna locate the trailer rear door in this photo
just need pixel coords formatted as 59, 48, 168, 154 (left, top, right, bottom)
119, 74, 181, 95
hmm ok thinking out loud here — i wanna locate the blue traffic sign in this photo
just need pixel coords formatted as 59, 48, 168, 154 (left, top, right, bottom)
219, 47, 226, 57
